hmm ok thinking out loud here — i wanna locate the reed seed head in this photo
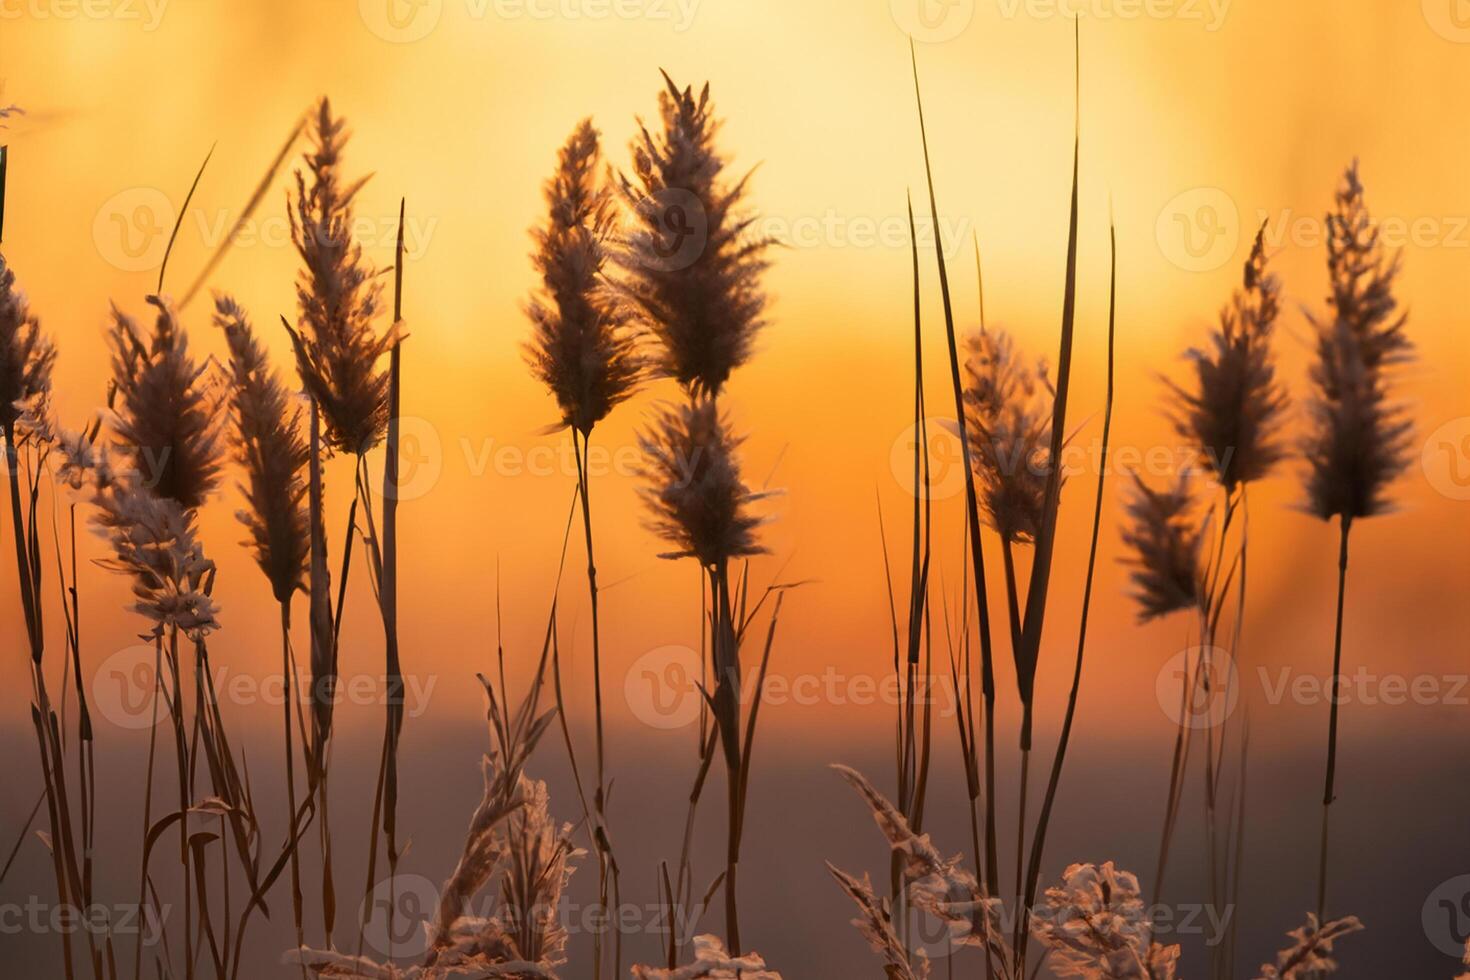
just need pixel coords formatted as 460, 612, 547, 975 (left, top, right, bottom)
1119, 473, 1205, 622
614, 73, 772, 398
1256, 914, 1363, 979
0, 252, 56, 438
963, 329, 1055, 544
525, 119, 642, 435
638, 398, 770, 567
51, 430, 219, 638
1301, 163, 1414, 525
288, 96, 392, 457
215, 294, 310, 604
1167, 223, 1288, 492
107, 295, 223, 511
1032, 862, 1181, 980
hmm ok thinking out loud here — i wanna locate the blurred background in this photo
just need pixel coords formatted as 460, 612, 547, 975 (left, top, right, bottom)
1, 0, 1468, 975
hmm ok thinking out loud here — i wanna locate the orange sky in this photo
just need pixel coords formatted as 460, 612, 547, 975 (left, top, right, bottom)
1, 0, 1468, 755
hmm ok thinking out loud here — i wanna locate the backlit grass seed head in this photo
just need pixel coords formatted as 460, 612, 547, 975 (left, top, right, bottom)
1301, 163, 1414, 525
1167, 223, 1288, 492
1033, 861, 1180, 980
1313, 161, 1411, 371
631, 936, 782, 980
614, 73, 772, 398
639, 399, 770, 567
0, 252, 56, 437
107, 295, 223, 511
1301, 318, 1413, 523
525, 118, 642, 435
287, 96, 392, 457
50, 431, 219, 638
1255, 913, 1363, 979
963, 329, 1055, 544
1120, 473, 1205, 622
216, 294, 310, 604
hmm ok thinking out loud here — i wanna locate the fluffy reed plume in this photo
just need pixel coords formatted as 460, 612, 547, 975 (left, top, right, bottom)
49, 430, 219, 636
1119, 474, 1205, 622
827, 865, 929, 980
1302, 162, 1414, 524
1252, 914, 1362, 979
1167, 224, 1288, 492
216, 294, 310, 602
1458, 939, 1470, 980
287, 97, 392, 457
630, 936, 781, 980
1302, 163, 1414, 921
1031, 862, 1180, 980
614, 73, 771, 397
107, 295, 223, 510
0, 253, 55, 435
525, 118, 641, 435
831, 765, 1011, 969
963, 329, 1055, 545
638, 399, 769, 566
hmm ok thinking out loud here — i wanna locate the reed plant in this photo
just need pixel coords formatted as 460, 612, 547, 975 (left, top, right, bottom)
524, 117, 641, 976
620, 72, 782, 958
1300, 162, 1413, 921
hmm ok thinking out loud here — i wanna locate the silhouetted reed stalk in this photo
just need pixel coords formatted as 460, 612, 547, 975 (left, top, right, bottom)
1302, 162, 1413, 920
215, 293, 312, 961
525, 119, 641, 975
284, 96, 398, 948
1018, 214, 1118, 960
869, 193, 934, 966
620, 72, 779, 955
0, 248, 82, 978
909, 41, 1001, 905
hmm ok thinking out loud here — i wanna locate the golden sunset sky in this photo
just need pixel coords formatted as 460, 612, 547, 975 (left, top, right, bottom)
1, 0, 1467, 751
